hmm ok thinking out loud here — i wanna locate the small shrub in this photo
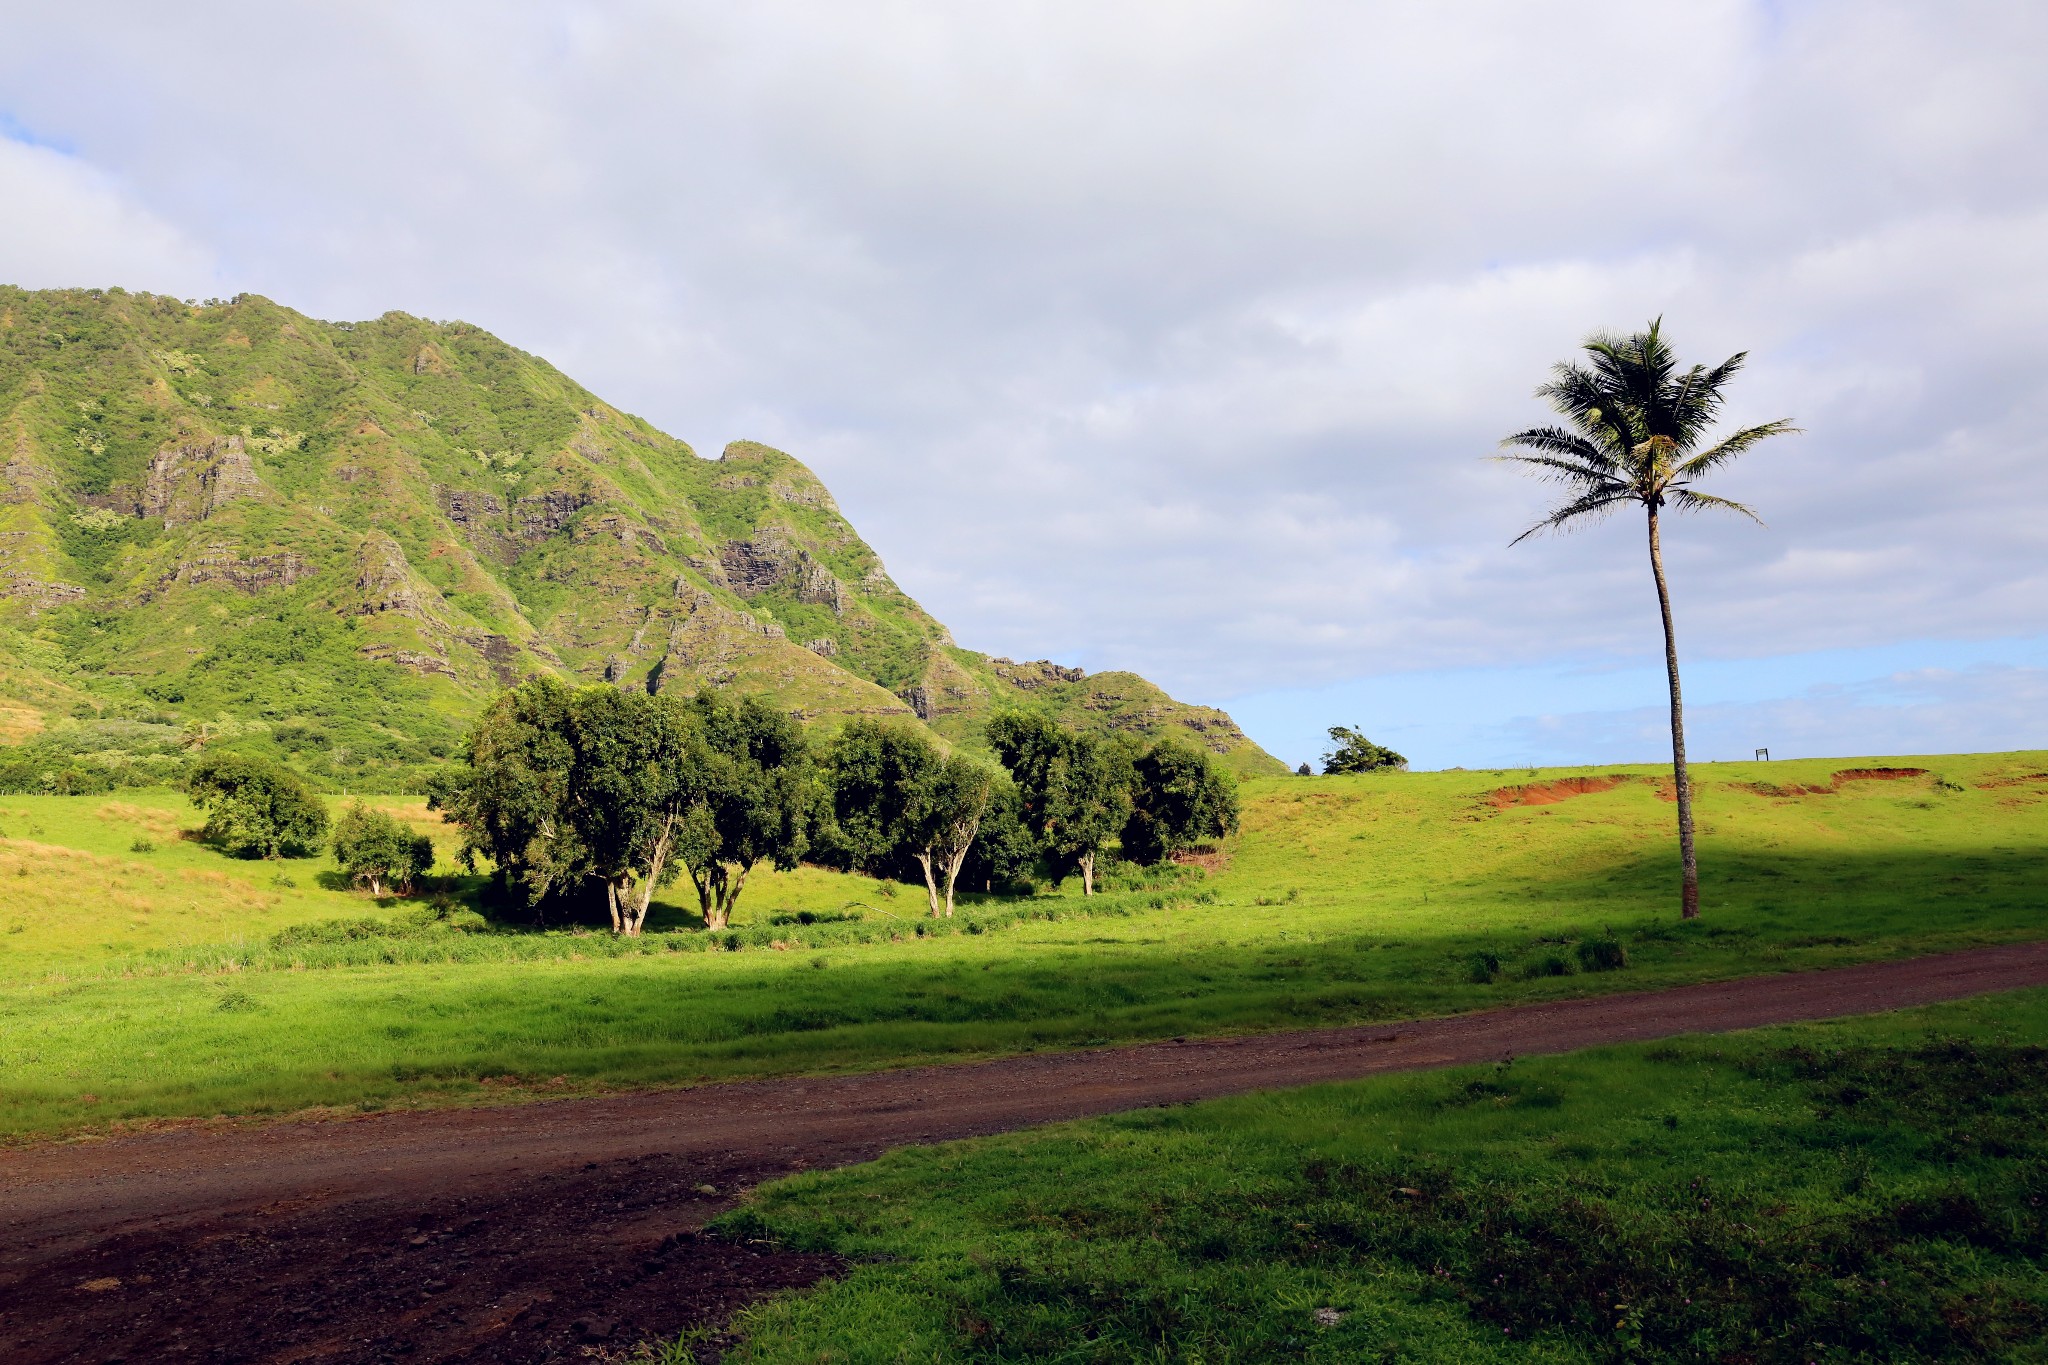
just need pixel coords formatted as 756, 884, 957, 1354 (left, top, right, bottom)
129, 837, 155, 854
1575, 936, 1629, 972
1524, 952, 1575, 979
1465, 950, 1503, 984
333, 801, 434, 896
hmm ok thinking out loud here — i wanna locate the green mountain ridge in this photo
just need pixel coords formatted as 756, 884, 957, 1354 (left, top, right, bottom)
0, 285, 1284, 786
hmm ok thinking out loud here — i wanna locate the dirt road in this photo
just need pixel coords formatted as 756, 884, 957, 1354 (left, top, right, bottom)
5, 941, 2046, 1363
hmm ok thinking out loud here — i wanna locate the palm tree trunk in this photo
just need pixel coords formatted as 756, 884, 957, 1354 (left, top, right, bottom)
1646, 503, 1700, 919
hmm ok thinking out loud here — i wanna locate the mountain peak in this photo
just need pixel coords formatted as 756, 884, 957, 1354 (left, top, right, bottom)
0, 285, 1283, 784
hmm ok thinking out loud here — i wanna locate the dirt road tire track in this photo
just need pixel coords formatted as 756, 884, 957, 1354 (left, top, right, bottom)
5, 941, 2047, 1362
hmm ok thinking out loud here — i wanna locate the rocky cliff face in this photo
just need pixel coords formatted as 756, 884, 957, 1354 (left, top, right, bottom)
0, 286, 1285, 778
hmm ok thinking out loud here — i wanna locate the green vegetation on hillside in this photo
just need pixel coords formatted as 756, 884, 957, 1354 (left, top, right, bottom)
0, 752, 2040, 1142
715, 987, 2048, 1363
0, 286, 1284, 790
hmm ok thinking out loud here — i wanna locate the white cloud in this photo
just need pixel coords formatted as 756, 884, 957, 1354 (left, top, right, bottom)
0, 135, 217, 295
0, 0, 2043, 758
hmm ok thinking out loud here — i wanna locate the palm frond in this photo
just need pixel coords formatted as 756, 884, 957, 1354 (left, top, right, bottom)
1508, 488, 1634, 545
1493, 452, 1629, 493
1666, 488, 1765, 525
1674, 419, 1798, 479
1498, 424, 1616, 470
1536, 367, 1637, 451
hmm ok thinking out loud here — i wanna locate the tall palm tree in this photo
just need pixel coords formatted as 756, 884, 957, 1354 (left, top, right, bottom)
1499, 319, 1795, 919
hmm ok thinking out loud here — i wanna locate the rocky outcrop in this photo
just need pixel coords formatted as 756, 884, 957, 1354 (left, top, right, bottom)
642, 589, 790, 691
139, 437, 268, 527
350, 533, 432, 616
357, 645, 458, 680
1, 572, 87, 613
989, 657, 1086, 689
0, 421, 54, 505
437, 487, 505, 528
574, 512, 665, 555
513, 488, 591, 540
802, 636, 839, 658
718, 527, 848, 614
157, 544, 312, 594
346, 533, 527, 684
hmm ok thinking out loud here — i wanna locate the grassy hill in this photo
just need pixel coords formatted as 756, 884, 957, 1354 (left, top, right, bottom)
0, 285, 1284, 785
2, 751, 2040, 1141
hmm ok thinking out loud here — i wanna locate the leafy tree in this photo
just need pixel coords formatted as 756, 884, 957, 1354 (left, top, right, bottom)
1322, 726, 1407, 775
986, 713, 1132, 896
681, 688, 816, 931
564, 687, 703, 936
913, 754, 994, 917
186, 751, 329, 858
1498, 318, 1794, 919
1295, 762, 1312, 777
332, 801, 435, 896
1122, 739, 1239, 865
959, 775, 1039, 894
827, 719, 993, 917
430, 677, 582, 915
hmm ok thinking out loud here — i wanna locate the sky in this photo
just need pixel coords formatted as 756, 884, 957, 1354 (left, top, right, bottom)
2, 1, 2044, 770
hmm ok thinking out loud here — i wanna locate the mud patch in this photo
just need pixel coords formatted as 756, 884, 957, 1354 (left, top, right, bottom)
1831, 767, 1928, 783
1488, 776, 1629, 808
0, 1153, 841, 1364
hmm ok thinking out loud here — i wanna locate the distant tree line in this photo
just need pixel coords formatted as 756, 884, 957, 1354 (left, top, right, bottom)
413, 678, 1239, 932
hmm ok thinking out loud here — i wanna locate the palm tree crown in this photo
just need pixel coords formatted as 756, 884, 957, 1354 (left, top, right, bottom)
1498, 317, 1795, 541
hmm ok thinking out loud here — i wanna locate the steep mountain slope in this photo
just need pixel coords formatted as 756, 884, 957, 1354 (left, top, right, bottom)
0, 287, 1283, 784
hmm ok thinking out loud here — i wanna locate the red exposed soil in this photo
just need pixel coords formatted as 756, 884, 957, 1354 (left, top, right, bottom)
5, 941, 2048, 1364
1978, 773, 2048, 790
1488, 775, 1628, 807
1831, 767, 1929, 783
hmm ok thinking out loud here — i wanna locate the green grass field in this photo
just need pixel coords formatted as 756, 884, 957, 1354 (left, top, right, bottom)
1, 752, 2043, 1143
709, 986, 2048, 1363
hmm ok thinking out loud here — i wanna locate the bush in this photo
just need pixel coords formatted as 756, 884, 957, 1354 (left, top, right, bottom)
1465, 950, 1503, 984
332, 801, 435, 896
129, 837, 155, 854
1575, 936, 1629, 972
1524, 952, 1575, 979
186, 751, 329, 858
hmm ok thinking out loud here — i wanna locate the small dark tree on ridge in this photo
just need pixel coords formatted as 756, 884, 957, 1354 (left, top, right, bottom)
1322, 727, 1405, 775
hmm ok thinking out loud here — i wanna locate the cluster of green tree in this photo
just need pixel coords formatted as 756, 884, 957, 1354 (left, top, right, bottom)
0, 719, 191, 795
183, 752, 434, 896
988, 713, 1238, 896
421, 679, 803, 934
421, 678, 1240, 932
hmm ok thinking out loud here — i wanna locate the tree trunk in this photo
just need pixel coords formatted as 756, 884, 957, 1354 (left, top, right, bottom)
914, 850, 942, 917
941, 843, 971, 918
713, 862, 751, 929
1647, 504, 1700, 920
606, 879, 624, 934
687, 863, 718, 929
626, 820, 675, 936
1079, 850, 1095, 897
